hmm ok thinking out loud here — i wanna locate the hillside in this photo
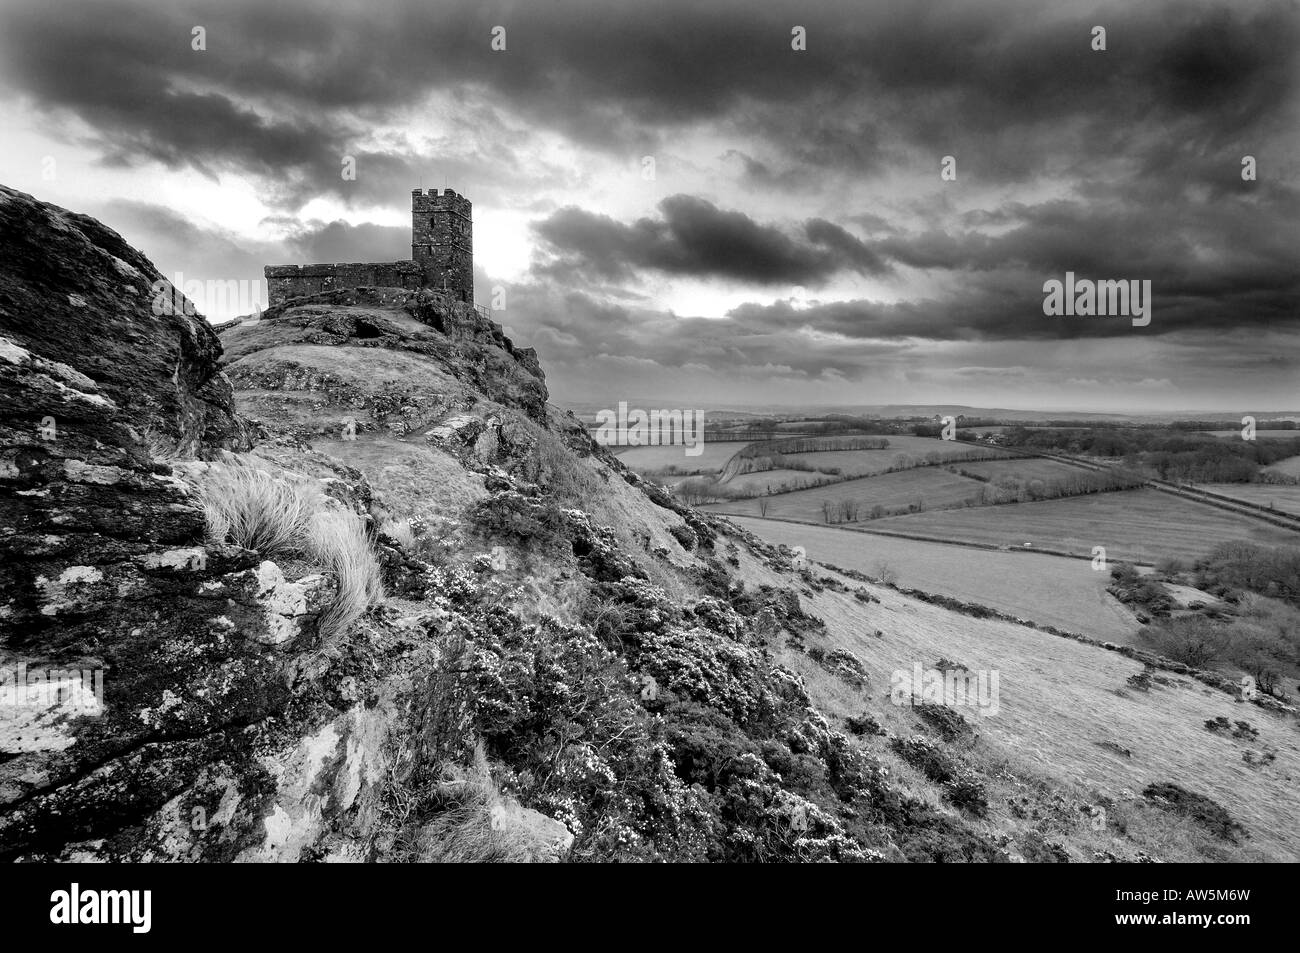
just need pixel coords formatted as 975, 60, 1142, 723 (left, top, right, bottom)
2, 185, 1296, 862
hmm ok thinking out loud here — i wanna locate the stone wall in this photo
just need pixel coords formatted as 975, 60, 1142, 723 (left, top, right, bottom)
264, 260, 425, 307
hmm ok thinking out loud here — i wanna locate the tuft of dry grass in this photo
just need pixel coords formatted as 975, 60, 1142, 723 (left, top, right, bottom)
198, 461, 383, 639
305, 509, 385, 638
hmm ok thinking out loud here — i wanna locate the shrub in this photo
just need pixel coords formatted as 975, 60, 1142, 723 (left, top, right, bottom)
469, 491, 571, 550
1155, 555, 1187, 576
1142, 782, 1246, 842
1137, 616, 1230, 668
889, 735, 987, 816
198, 462, 383, 639
668, 523, 697, 551
845, 714, 885, 736
872, 560, 898, 586
518, 424, 600, 506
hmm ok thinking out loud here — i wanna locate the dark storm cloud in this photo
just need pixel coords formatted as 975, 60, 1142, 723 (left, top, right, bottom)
532, 195, 892, 286
529, 184, 1300, 337
3, 0, 1296, 202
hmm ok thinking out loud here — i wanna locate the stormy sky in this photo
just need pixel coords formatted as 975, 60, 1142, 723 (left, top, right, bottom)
1, 0, 1297, 412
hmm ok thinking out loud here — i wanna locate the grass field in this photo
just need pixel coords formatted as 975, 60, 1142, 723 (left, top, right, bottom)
951, 457, 1093, 483
870, 488, 1300, 563
727, 515, 1140, 642
613, 439, 751, 473
707, 466, 984, 520
1196, 483, 1300, 515
1265, 455, 1300, 478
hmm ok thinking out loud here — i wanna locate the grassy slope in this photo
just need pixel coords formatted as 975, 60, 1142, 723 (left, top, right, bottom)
727, 533, 1300, 861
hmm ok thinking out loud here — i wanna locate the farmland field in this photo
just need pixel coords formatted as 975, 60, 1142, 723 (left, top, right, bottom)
782, 440, 1011, 479
869, 488, 1300, 563
727, 515, 1139, 641
707, 466, 983, 520
1198, 483, 1300, 515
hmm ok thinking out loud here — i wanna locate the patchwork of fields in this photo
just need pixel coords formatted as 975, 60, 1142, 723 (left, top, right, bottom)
869, 489, 1300, 563
708, 466, 984, 519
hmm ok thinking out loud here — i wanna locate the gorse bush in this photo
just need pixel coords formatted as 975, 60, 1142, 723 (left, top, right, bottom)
469, 491, 571, 550
198, 462, 383, 639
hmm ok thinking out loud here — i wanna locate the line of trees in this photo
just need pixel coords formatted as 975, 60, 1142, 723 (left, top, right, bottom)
957, 466, 1147, 503
1000, 426, 1300, 484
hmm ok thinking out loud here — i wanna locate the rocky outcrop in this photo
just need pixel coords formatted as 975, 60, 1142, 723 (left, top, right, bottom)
0, 187, 446, 861
220, 287, 548, 432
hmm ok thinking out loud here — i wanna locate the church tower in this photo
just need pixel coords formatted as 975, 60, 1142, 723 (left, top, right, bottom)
411, 188, 474, 303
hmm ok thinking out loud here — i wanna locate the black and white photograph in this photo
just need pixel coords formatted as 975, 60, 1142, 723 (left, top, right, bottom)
0, 0, 1295, 920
